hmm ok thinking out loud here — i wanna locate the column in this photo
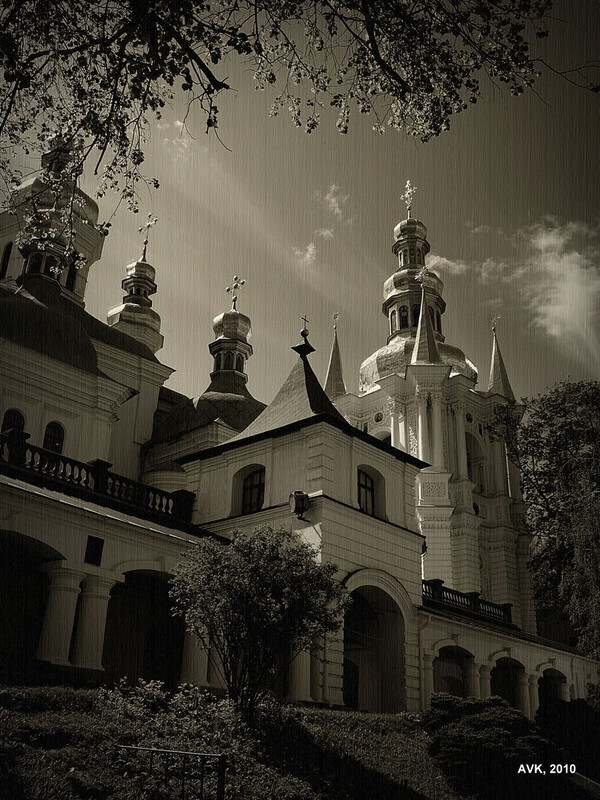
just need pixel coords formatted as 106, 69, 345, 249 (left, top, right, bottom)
518, 672, 531, 717
71, 575, 116, 671
416, 391, 430, 463
528, 675, 540, 719
422, 653, 434, 710
431, 393, 444, 469
36, 565, 86, 665
479, 664, 491, 699
465, 661, 481, 698
389, 402, 400, 449
289, 649, 312, 702
454, 404, 468, 479
179, 630, 209, 685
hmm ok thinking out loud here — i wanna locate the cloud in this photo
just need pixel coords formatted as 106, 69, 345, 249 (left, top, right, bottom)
427, 253, 469, 274
516, 219, 600, 365
446, 219, 600, 367
315, 228, 334, 240
317, 184, 349, 220
160, 120, 194, 161
292, 242, 317, 270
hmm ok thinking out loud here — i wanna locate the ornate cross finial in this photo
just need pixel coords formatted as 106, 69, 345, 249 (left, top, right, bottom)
301, 314, 309, 328
332, 311, 341, 330
138, 214, 158, 261
400, 179, 417, 218
416, 265, 429, 285
226, 274, 246, 311
490, 313, 501, 332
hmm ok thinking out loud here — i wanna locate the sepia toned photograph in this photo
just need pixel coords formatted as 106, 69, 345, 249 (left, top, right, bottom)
0, 1, 598, 798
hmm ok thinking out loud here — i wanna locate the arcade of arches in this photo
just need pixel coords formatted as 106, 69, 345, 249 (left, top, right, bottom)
428, 645, 572, 718
0, 533, 185, 687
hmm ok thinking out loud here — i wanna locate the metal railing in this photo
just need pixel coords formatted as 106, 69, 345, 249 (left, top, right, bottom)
116, 745, 226, 800
0, 429, 195, 524
423, 579, 514, 626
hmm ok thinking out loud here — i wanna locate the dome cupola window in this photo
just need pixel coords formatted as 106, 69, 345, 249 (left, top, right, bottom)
399, 306, 409, 329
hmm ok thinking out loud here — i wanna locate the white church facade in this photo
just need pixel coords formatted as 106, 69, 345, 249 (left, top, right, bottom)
0, 149, 596, 716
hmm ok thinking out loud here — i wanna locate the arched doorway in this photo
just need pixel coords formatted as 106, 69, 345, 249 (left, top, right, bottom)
538, 668, 568, 708
490, 657, 525, 709
342, 585, 405, 712
433, 646, 476, 697
0, 531, 62, 682
103, 571, 184, 687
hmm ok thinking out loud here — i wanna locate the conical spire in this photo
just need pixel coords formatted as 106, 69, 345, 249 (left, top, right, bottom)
324, 314, 347, 401
229, 326, 344, 443
411, 284, 442, 365
488, 326, 515, 401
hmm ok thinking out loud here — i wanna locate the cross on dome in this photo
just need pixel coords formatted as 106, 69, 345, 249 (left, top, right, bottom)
401, 179, 417, 218
490, 313, 502, 332
138, 214, 158, 261
416, 265, 429, 284
333, 311, 341, 330
226, 275, 246, 311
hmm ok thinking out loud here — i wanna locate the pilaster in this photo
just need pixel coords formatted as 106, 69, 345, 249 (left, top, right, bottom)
36, 564, 86, 665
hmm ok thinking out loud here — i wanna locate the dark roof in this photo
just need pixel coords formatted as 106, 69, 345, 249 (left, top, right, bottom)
7, 273, 160, 363
151, 370, 266, 443
178, 337, 427, 470
227, 338, 345, 444
0, 279, 99, 374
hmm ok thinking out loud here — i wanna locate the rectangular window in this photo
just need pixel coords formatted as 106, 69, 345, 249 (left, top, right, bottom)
84, 535, 104, 566
357, 469, 375, 516
242, 468, 265, 515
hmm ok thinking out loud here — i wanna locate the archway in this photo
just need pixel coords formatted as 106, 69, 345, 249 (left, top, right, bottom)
538, 668, 568, 708
342, 585, 405, 712
0, 531, 62, 682
433, 646, 475, 697
490, 657, 524, 708
103, 571, 184, 687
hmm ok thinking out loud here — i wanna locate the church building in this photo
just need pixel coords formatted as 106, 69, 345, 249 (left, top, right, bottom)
0, 149, 596, 715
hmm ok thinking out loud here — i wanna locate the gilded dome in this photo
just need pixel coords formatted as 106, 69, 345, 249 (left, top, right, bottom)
359, 336, 478, 394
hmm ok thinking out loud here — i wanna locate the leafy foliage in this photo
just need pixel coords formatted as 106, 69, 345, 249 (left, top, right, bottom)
0, 684, 463, 800
0, 0, 563, 209
422, 693, 584, 800
170, 524, 347, 719
492, 381, 600, 656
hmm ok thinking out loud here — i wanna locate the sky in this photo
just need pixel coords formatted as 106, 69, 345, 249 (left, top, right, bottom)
83, 1, 600, 406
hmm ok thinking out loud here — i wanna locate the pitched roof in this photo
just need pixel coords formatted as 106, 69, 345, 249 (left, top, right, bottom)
227, 335, 345, 443
411, 285, 442, 365
324, 327, 347, 400
488, 329, 515, 401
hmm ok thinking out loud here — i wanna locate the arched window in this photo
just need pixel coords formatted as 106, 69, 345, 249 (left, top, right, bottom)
399, 306, 409, 328
357, 469, 374, 515
412, 304, 420, 327
235, 354, 244, 373
436, 311, 442, 333
428, 306, 435, 326
241, 467, 265, 515
44, 255, 57, 276
223, 352, 234, 370
1, 409, 25, 433
357, 465, 386, 519
43, 421, 65, 454
390, 310, 397, 333
27, 253, 43, 274
465, 432, 486, 493
65, 255, 78, 291
0, 241, 12, 279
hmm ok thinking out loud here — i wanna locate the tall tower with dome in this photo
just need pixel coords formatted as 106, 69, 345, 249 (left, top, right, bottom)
328, 182, 535, 631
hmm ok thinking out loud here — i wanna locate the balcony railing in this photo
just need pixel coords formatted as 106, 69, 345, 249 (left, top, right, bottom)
422, 579, 515, 627
0, 429, 195, 527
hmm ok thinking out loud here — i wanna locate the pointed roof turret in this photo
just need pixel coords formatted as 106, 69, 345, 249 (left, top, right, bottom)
228, 324, 344, 443
107, 217, 163, 353
410, 282, 442, 365
488, 324, 515, 401
324, 313, 347, 401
